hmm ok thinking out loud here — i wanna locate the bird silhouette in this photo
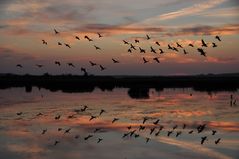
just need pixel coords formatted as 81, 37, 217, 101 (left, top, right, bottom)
64, 128, 71, 134
197, 48, 206, 57
134, 134, 140, 138
55, 115, 61, 120
55, 61, 61, 66
130, 44, 136, 50
167, 131, 173, 137
145, 137, 150, 143
36, 64, 43, 68
67, 63, 75, 67
135, 39, 139, 43
143, 117, 148, 124
123, 40, 129, 45
58, 42, 62, 46
65, 43, 71, 48
54, 140, 59, 146
182, 124, 186, 129
42, 40, 47, 45
112, 118, 119, 123
75, 135, 80, 139
16, 64, 23, 68
97, 138, 103, 143
58, 128, 62, 131
159, 125, 164, 131
215, 36, 221, 41
150, 127, 156, 135
153, 57, 160, 63
99, 65, 106, 71
159, 48, 164, 54
81, 105, 88, 112
201, 39, 207, 47
201, 136, 207, 145
112, 58, 119, 63
89, 115, 97, 121
146, 34, 150, 40
176, 42, 183, 48
215, 138, 221, 144
150, 46, 156, 53
173, 125, 178, 130
128, 48, 132, 53
143, 57, 149, 64
54, 29, 59, 34
153, 119, 160, 125
188, 43, 194, 47
130, 130, 136, 137
97, 33, 103, 38
212, 130, 217, 135
168, 44, 173, 50
84, 36, 93, 41
89, 61, 97, 66
188, 130, 194, 134
41, 129, 47, 134
68, 114, 75, 119
139, 47, 146, 53
94, 128, 101, 133
176, 131, 182, 137
94, 45, 101, 50
36, 112, 43, 116
81, 67, 88, 76
127, 126, 132, 130
183, 49, 188, 54
84, 135, 93, 140
212, 42, 217, 48
197, 124, 206, 133
155, 130, 161, 136
155, 41, 160, 46
139, 125, 145, 131
99, 109, 106, 116
75, 36, 80, 40
172, 47, 179, 52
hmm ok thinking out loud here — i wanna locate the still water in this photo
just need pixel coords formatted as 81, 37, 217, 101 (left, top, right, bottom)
0, 87, 238, 159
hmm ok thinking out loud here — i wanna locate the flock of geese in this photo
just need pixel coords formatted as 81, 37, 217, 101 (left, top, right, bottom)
16, 105, 222, 147
15, 29, 222, 75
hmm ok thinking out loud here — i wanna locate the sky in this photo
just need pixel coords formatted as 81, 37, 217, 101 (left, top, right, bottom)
0, 0, 239, 75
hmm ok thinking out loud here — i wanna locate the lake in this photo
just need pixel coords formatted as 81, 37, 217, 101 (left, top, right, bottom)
0, 87, 238, 159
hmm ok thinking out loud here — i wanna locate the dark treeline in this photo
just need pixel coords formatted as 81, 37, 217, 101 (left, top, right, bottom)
0, 73, 239, 99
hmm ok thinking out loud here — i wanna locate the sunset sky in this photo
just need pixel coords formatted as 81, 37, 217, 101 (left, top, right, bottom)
0, 0, 239, 75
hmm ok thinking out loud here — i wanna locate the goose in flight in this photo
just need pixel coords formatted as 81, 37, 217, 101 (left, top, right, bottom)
215, 138, 221, 144
64, 43, 71, 48
201, 39, 207, 47
97, 32, 103, 38
153, 119, 160, 125
142, 117, 148, 124
183, 49, 188, 54
130, 44, 136, 50
54, 140, 59, 146
153, 57, 160, 63
139, 47, 146, 53
84, 35, 93, 41
201, 136, 207, 145
146, 34, 150, 40
155, 41, 160, 46
215, 35, 221, 41
84, 135, 93, 140
89, 61, 97, 66
159, 48, 164, 54
58, 42, 62, 46
54, 29, 59, 34
42, 40, 47, 45
89, 115, 97, 121
197, 48, 206, 57
36, 64, 43, 68
112, 118, 119, 123
99, 109, 106, 115
176, 42, 183, 48
123, 40, 129, 45
150, 46, 156, 53
67, 63, 75, 67
94, 45, 101, 50
128, 48, 132, 53
41, 129, 47, 135
188, 43, 194, 47
75, 36, 80, 40
135, 39, 139, 43
168, 44, 173, 50
212, 42, 217, 48
97, 138, 103, 143
55, 61, 61, 66
139, 125, 145, 131
167, 131, 173, 137
212, 130, 217, 135
16, 64, 23, 68
143, 57, 149, 64
99, 65, 106, 71
112, 58, 119, 63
